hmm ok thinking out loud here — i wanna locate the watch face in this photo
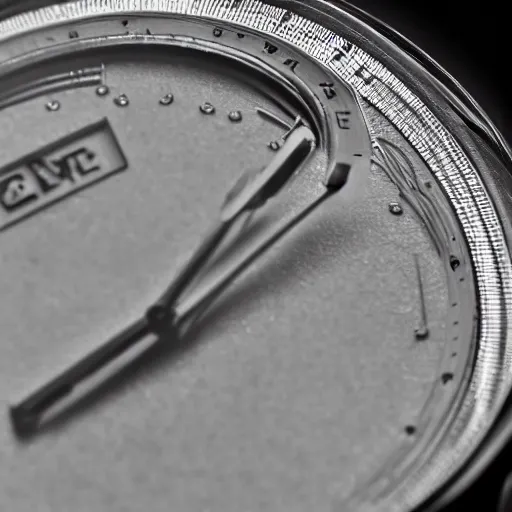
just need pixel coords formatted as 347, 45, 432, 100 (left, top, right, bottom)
0, 2, 510, 512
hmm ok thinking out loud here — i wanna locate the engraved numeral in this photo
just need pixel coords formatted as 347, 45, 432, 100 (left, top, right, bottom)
0, 174, 38, 211
283, 59, 299, 72
336, 111, 351, 130
320, 82, 337, 100
264, 42, 278, 54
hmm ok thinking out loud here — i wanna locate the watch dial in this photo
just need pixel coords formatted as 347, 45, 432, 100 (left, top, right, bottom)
0, 2, 510, 512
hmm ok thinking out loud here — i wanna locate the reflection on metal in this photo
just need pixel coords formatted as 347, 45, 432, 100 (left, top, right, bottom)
256, 106, 292, 130
0, 66, 103, 111
373, 137, 455, 259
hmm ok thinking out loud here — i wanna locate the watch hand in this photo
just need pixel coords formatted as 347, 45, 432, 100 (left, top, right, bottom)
170, 120, 312, 304
146, 124, 316, 329
9, 124, 316, 437
9, 317, 155, 437
220, 122, 313, 221
175, 162, 350, 325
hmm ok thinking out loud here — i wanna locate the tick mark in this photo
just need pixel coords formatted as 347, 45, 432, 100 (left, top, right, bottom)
404, 425, 416, 436
441, 372, 454, 384
414, 254, 430, 341
100, 62, 107, 85
450, 256, 461, 271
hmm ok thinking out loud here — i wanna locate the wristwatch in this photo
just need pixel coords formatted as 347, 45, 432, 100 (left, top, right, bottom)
0, 1, 510, 512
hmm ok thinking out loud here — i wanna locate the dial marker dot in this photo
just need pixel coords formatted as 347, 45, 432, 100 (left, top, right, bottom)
114, 94, 129, 107
96, 85, 110, 97
388, 202, 403, 216
228, 110, 243, 122
159, 93, 174, 106
45, 100, 61, 112
200, 102, 216, 115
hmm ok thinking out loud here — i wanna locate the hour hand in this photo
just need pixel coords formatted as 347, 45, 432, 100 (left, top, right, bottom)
9, 317, 157, 437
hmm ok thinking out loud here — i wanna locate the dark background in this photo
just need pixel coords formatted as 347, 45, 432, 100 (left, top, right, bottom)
349, 0, 510, 145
